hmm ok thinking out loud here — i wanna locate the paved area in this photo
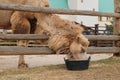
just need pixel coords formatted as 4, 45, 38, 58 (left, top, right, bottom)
0, 54, 113, 69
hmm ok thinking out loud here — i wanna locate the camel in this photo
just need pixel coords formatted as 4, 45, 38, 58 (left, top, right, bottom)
0, 0, 89, 68
35, 13, 89, 60
0, 0, 50, 68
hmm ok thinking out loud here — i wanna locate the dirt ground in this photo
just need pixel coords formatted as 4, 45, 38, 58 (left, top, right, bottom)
0, 56, 119, 80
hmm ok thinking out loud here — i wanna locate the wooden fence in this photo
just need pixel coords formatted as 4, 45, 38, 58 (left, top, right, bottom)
0, 3, 120, 17
0, 34, 119, 55
0, 3, 119, 55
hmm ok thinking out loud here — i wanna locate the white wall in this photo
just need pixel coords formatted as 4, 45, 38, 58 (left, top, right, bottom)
68, 0, 99, 26
77, 0, 98, 11
68, 0, 77, 9
67, 0, 78, 21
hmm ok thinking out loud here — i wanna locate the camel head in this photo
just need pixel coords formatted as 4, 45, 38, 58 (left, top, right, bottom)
76, 34, 89, 50
69, 35, 89, 60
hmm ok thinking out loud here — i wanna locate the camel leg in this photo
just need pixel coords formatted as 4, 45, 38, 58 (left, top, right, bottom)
18, 55, 28, 68
17, 40, 29, 68
10, 12, 35, 68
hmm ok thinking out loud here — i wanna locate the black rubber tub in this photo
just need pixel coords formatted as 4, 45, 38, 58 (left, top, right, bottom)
64, 57, 91, 71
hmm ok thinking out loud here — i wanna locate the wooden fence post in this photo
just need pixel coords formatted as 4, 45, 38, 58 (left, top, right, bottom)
94, 24, 99, 46
114, 0, 120, 56
95, 24, 99, 35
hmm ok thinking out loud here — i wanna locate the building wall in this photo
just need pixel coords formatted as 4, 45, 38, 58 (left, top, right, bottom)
49, 0, 114, 12
98, 0, 114, 26
49, 0, 68, 9
77, 0, 99, 26
77, 0, 98, 11
49, 0, 114, 26
99, 0, 114, 12
49, 0, 69, 20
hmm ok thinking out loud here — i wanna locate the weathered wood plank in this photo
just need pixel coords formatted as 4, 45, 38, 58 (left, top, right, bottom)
87, 47, 120, 53
0, 34, 48, 40
85, 35, 120, 41
0, 3, 119, 17
114, 0, 120, 35
0, 46, 54, 55
0, 34, 119, 41
0, 46, 119, 55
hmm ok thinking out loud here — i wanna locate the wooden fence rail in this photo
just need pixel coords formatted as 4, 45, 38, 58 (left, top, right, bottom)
0, 3, 119, 55
0, 34, 48, 40
0, 46, 119, 55
86, 35, 120, 41
0, 34, 119, 41
0, 3, 120, 17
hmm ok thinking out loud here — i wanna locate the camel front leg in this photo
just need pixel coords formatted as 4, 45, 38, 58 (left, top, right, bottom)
18, 55, 28, 68
17, 40, 29, 68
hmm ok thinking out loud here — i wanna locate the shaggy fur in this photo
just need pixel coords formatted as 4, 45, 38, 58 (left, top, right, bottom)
0, 0, 89, 61
0, 0, 50, 68
35, 14, 83, 36
0, 0, 50, 29
35, 13, 89, 60
48, 34, 70, 54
